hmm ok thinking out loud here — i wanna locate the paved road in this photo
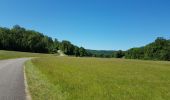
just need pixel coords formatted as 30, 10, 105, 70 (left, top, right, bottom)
0, 58, 30, 100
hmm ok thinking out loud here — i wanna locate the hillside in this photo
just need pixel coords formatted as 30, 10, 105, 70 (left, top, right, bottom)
87, 49, 114, 55
0, 25, 170, 61
0, 25, 88, 57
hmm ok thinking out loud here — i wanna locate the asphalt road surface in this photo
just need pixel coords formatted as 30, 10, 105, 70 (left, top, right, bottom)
0, 58, 30, 100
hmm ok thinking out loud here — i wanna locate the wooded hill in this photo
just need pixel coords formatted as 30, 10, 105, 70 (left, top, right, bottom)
126, 37, 170, 61
0, 25, 169, 61
0, 25, 88, 57
87, 50, 114, 57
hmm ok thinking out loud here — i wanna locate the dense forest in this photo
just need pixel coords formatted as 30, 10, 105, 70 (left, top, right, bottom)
126, 37, 170, 61
87, 50, 114, 58
87, 50, 125, 58
88, 38, 170, 61
0, 25, 169, 61
0, 25, 88, 57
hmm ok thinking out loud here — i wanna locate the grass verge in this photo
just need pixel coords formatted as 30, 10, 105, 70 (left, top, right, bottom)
25, 60, 67, 100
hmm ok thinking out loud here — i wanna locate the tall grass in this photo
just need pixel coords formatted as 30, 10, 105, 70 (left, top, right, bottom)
25, 61, 67, 100
26, 57, 170, 100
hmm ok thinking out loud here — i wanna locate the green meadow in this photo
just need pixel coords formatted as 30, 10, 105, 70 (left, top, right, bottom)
25, 57, 170, 100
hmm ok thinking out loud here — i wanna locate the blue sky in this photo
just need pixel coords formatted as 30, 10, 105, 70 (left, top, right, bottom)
0, 0, 170, 50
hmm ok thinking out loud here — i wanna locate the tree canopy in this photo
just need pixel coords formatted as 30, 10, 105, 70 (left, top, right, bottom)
0, 25, 88, 57
125, 37, 170, 61
0, 25, 169, 61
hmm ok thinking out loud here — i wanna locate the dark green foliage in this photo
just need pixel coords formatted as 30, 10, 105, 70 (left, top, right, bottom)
1, 25, 169, 60
50, 39, 60, 54
87, 50, 126, 58
87, 50, 114, 58
79, 47, 87, 57
59, 40, 74, 55
0, 25, 88, 57
87, 50, 113, 55
125, 37, 170, 61
74, 46, 80, 57
0, 25, 54, 53
125, 47, 144, 59
113, 50, 125, 58
144, 37, 170, 60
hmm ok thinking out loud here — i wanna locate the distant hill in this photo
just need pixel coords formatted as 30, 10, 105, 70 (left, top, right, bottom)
87, 49, 114, 56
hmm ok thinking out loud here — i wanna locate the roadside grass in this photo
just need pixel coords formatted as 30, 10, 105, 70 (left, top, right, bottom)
25, 60, 67, 100
26, 57, 170, 100
0, 50, 55, 60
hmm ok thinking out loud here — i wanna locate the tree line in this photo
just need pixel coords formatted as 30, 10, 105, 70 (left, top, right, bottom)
125, 37, 170, 61
88, 38, 170, 61
87, 49, 125, 58
0, 25, 169, 61
0, 25, 88, 57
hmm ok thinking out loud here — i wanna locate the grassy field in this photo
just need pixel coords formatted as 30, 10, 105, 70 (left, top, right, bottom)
25, 57, 170, 100
0, 50, 55, 60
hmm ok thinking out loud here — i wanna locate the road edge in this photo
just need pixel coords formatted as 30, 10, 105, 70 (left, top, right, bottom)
24, 64, 32, 100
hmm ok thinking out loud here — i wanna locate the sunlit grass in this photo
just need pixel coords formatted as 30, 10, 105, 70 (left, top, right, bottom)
26, 57, 170, 100
25, 60, 67, 100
